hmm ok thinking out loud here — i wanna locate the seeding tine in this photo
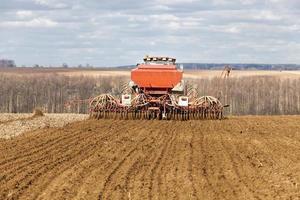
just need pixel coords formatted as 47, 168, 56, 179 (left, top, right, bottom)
120, 111, 123, 120
121, 111, 124, 120
170, 111, 173, 120
114, 111, 117, 120
133, 111, 136, 120
91, 108, 222, 121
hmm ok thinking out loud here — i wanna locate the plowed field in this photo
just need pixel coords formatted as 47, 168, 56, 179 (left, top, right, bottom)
0, 116, 300, 200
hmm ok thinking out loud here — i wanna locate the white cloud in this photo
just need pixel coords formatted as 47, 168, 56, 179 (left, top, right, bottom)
156, 0, 196, 5
33, 0, 68, 9
34, 0, 49, 5
0, 18, 58, 28
225, 26, 241, 33
0, 0, 300, 65
254, 10, 282, 21
213, 0, 232, 6
240, 0, 257, 5
288, 25, 300, 31
16, 10, 34, 19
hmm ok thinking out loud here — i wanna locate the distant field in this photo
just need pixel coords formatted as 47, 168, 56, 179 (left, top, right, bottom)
185, 70, 300, 79
1, 67, 300, 79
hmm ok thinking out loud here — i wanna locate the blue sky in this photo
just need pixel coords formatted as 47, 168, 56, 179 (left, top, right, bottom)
0, 0, 300, 66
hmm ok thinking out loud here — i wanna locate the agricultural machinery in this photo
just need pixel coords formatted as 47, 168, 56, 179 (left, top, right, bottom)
89, 56, 224, 120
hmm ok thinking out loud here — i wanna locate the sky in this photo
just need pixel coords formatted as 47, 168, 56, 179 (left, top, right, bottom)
0, 0, 300, 67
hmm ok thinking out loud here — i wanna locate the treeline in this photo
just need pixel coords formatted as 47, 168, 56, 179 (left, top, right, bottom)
0, 74, 299, 115
181, 63, 300, 70
189, 77, 300, 115
0, 59, 16, 68
0, 74, 128, 114
118, 63, 300, 70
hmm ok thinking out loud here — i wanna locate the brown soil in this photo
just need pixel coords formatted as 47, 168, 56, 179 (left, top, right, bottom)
32, 109, 44, 117
0, 116, 299, 200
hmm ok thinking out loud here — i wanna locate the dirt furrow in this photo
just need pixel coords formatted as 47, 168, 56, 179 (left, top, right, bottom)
71, 123, 166, 199
0, 129, 96, 185
127, 127, 167, 199
196, 121, 234, 200
62, 127, 154, 200
99, 147, 138, 200
188, 121, 200, 199
0, 121, 103, 162
3, 132, 102, 199
0, 128, 92, 174
149, 123, 178, 200
98, 121, 165, 200
119, 125, 166, 200
1, 120, 132, 200
33, 121, 147, 200
0, 116, 299, 200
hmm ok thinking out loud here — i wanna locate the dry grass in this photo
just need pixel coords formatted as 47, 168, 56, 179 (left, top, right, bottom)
1, 67, 299, 79
184, 70, 300, 79
0, 113, 88, 139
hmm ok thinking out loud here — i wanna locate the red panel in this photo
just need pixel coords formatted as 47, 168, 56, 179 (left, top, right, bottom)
131, 64, 182, 89
137, 64, 176, 70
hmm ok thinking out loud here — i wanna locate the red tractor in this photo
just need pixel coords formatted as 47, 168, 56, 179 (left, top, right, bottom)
90, 56, 224, 120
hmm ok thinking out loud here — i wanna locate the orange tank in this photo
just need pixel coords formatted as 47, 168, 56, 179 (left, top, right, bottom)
131, 56, 183, 91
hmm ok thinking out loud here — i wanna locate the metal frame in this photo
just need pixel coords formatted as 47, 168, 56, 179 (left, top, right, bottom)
89, 93, 224, 120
